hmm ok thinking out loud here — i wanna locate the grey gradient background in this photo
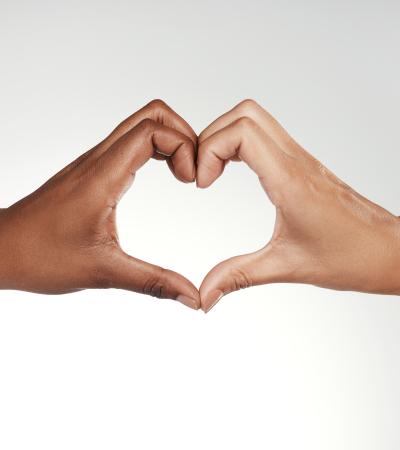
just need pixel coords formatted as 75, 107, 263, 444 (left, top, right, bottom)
0, 1, 400, 449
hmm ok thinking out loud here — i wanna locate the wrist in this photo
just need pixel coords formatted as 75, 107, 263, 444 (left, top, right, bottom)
0, 208, 19, 290
372, 217, 400, 295
392, 217, 400, 295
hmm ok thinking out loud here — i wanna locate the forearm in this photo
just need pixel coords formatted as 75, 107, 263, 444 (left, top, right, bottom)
374, 216, 400, 295
328, 214, 400, 296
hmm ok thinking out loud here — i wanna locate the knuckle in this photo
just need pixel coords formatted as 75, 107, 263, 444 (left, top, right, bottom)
137, 117, 157, 134
235, 115, 256, 129
237, 98, 260, 114
143, 267, 167, 299
147, 98, 168, 111
229, 267, 252, 291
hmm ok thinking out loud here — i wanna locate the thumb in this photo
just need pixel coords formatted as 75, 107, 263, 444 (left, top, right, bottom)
106, 250, 200, 310
199, 245, 289, 313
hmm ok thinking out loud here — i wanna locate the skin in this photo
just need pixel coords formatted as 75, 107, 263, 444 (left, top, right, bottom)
1, 98, 399, 312
0, 100, 200, 310
197, 99, 400, 312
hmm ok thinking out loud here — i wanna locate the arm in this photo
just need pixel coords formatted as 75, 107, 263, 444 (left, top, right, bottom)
197, 99, 400, 312
0, 100, 200, 310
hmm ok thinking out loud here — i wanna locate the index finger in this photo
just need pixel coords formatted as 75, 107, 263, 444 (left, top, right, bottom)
104, 99, 197, 148
199, 99, 299, 158
197, 116, 292, 197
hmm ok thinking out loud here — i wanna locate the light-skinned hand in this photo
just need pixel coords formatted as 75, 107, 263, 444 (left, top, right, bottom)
197, 100, 400, 312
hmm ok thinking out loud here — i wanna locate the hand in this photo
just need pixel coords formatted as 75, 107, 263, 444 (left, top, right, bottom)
0, 100, 200, 310
197, 100, 400, 312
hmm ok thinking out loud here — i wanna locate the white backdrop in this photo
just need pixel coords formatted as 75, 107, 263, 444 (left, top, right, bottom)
0, 1, 399, 449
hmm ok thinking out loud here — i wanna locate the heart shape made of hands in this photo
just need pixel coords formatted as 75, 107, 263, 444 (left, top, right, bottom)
2, 99, 397, 312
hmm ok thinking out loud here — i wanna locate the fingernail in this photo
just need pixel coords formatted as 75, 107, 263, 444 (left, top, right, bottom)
155, 149, 171, 157
176, 294, 200, 310
203, 289, 224, 313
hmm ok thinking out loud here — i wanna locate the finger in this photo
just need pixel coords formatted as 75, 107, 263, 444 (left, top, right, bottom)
150, 136, 197, 183
102, 99, 198, 180
103, 99, 197, 149
78, 99, 197, 180
107, 250, 200, 310
110, 117, 196, 183
164, 139, 196, 183
199, 99, 300, 157
199, 245, 288, 313
197, 116, 292, 194
93, 119, 196, 201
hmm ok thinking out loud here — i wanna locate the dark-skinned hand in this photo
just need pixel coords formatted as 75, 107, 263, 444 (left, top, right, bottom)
0, 100, 200, 310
